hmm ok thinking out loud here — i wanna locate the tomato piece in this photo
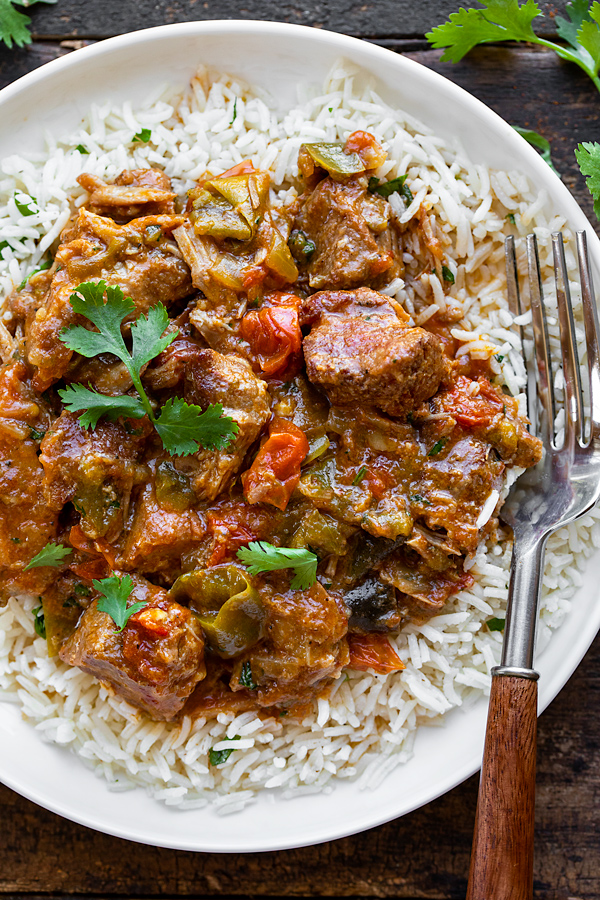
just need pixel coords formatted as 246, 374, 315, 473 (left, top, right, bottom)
440, 375, 504, 428
242, 417, 309, 511
242, 265, 267, 291
347, 633, 405, 674
207, 517, 256, 567
217, 159, 256, 179
343, 130, 387, 170
241, 305, 302, 376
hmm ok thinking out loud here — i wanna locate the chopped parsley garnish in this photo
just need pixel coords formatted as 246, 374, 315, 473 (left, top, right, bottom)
352, 465, 368, 485
75, 144, 89, 154
209, 735, 241, 766
25, 542, 72, 570
506, 212, 516, 224
410, 494, 432, 505
62, 596, 80, 608
237, 541, 318, 590
132, 128, 152, 143
28, 427, 46, 441
239, 661, 257, 690
369, 174, 414, 204
0, 0, 57, 49
14, 193, 37, 217
74, 583, 91, 597
58, 281, 238, 457
495, 354, 505, 363
32, 605, 46, 639
441, 265, 455, 284
487, 616, 506, 632
428, 437, 449, 456
230, 97, 238, 124
18, 258, 52, 291
95, 574, 147, 632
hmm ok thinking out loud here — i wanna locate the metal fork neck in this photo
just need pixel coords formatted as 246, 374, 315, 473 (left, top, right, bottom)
501, 537, 548, 671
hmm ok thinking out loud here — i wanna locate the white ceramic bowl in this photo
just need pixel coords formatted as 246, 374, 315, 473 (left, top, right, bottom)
1, 20, 600, 852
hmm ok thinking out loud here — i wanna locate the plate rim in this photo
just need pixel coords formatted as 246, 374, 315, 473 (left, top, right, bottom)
1, 18, 599, 851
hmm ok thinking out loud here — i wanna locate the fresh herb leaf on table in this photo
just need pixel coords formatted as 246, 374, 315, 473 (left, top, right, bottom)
427, 0, 600, 216
575, 141, 600, 217
24, 542, 72, 570
58, 280, 239, 457
95, 574, 147, 632
236, 541, 318, 590
0, 0, 57, 49
512, 126, 560, 175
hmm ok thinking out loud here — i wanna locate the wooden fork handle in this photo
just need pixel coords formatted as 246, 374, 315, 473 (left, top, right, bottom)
466, 671, 538, 900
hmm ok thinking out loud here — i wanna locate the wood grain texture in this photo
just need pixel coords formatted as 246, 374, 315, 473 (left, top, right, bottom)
25, 0, 568, 40
0, 22, 600, 900
467, 675, 538, 900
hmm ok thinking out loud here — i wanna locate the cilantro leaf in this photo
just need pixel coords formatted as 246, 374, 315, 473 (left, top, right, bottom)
0, 0, 57, 49
58, 281, 237, 456
154, 398, 239, 457
18, 257, 52, 291
62, 281, 135, 362
426, 0, 541, 63
441, 265, 455, 284
209, 735, 241, 766
32, 605, 46, 639
512, 126, 560, 175
236, 541, 318, 590
58, 384, 146, 429
130, 303, 175, 371
428, 437, 449, 456
14, 192, 37, 217
577, 1, 600, 76
427, 0, 600, 84
575, 141, 600, 218
487, 616, 506, 631
94, 574, 147, 632
133, 128, 152, 143
75, 144, 89, 154
556, 0, 593, 51
25, 542, 73, 570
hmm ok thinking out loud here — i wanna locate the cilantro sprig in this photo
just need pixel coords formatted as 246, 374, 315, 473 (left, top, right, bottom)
427, 0, 600, 216
24, 542, 72, 570
0, 0, 57, 49
236, 541, 318, 590
58, 281, 239, 457
95, 574, 147, 632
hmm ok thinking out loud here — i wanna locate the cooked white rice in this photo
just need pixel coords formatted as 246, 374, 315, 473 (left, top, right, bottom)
0, 60, 598, 813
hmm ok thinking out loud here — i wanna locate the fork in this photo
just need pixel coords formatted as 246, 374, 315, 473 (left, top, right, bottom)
466, 231, 600, 900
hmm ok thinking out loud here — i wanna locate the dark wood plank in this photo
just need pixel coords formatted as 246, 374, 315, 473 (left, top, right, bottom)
26, 0, 568, 39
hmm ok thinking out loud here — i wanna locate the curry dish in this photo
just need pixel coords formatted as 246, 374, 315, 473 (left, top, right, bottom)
0, 131, 542, 722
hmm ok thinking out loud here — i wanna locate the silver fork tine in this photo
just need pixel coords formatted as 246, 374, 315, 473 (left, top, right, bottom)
505, 237, 537, 423
553, 233, 584, 447
576, 230, 600, 444
527, 234, 555, 447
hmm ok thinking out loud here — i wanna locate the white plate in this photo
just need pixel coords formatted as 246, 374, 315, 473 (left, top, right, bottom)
1, 20, 600, 852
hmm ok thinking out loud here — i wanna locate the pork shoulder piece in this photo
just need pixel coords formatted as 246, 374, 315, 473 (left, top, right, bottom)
303, 313, 446, 418
25, 208, 191, 391
40, 411, 151, 543
183, 348, 270, 501
294, 176, 402, 290
77, 168, 176, 221
59, 574, 206, 720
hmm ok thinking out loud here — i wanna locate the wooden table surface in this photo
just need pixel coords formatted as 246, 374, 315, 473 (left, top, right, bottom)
0, 2, 599, 898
